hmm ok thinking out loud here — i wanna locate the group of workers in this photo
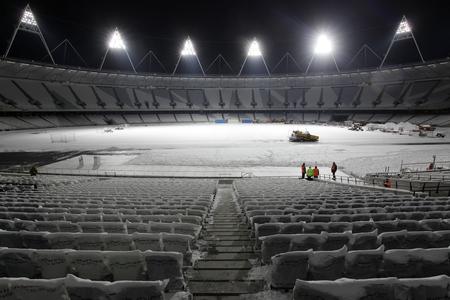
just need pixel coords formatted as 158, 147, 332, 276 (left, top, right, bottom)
300, 162, 338, 181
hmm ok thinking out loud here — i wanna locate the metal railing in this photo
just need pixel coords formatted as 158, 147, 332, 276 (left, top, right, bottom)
319, 174, 365, 186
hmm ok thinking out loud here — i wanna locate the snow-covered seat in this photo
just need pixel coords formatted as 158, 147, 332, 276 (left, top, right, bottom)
0, 219, 15, 231
292, 215, 312, 222
261, 234, 293, 264
108, 280, 166, 300
132, 233, 162, 251
35, 221, 59, 232
21, 231, 51, 249
126, 222, 149, 234
79, 222, 104, 233
83, 214, 102, 222
404, 231, 434, 249
104, 233, 134, 251
351, 221, 375, 233
9, 278, 69, 300
172, 223, 201, 237
433, 230, 450, 248
351, 214, 371, 222
255, 223, 282, 240
0, 230, 23, 248
149, 222, 173, 234
105, 250, 145, 281
312, 214, 332, 223
280, 223, 304, 234
102, 222, 127, 234
383, 249, 419, 277
76, 233, 106, 250
0, 248, 39, 278
321, 232, 353, 251
290, 233, 326, 252
399, 276, 450, 300
33, 249, 72, 279
303, 222, 329, 234
162, 233, 193, 260
14, 219, 36, 231
379, 230, 407, 250
101, 214, 122, 222
57, 221, 81, 233
397, 219, 421, 231
374, 220, 399, 233
46, 213, 66, 221
308, 246, 347, 280
250, 215, 272, 226
420, 219, 445, 231
143, 251, 184, 290
68, 250, 112, 281
328, 222, 352, 233
409, 248, 450, 277
350, 230, 379, 250
293, 277, 398, 300
65, 274, 110, 300
410, 211, 426, 220
271, 250, 312, 288
47, 233, 77, 249
345, 246, 384, 279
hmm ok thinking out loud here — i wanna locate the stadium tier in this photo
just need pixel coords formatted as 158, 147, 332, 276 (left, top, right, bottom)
1, 58, 450, 130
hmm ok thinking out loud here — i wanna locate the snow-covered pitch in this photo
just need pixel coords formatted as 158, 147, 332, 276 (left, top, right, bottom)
1, 123, 449, 177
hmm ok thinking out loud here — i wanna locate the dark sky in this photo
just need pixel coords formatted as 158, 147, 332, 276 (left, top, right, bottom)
0, 0, 449, 74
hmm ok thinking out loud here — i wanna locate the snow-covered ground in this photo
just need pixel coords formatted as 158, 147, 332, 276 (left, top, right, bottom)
1, 123, 449, 177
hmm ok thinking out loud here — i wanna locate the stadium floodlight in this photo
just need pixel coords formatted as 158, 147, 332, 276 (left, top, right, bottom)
305, 32, 339, 74
173, 37, 205, 75
247, 39, 262, 57
396, 19, 412, 35
108, 29, 126, 50
4, 4, 55, 64
20, 8, 37, 27
380, 15, 424, 68
180, 38, 196, 56
238, 38, 270, 76
313, 34, 333, 55
100, 27, 136, 73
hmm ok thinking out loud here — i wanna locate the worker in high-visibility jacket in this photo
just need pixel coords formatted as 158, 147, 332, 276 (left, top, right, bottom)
313, 166, 319, 178
306, 166, 314, 180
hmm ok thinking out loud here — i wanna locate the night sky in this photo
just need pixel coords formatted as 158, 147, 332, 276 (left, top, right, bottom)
0, 0, 448, 74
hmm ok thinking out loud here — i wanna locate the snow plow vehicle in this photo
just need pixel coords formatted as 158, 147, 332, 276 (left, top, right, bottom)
289, 130, 319, 142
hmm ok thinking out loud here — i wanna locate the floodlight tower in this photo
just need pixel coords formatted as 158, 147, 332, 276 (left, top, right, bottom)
172, 37, 205, 75
4, 4, 55, 64
238, 39, 270, 76
380, 16, 424, 68
99, 28, 136, 73
305, 33, 339, 74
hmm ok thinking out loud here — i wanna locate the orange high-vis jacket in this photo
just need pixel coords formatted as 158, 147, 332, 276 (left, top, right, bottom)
313, 168, 319, 177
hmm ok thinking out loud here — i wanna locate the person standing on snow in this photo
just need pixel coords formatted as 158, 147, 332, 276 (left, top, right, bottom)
313, 166, 319, 178
301, 163, 306, 179
306, 166, 314, 180
331, 162, 337, 180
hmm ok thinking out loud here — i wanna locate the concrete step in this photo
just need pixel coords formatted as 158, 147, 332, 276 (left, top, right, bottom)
214, 246, 254, 253
189, 269, 249, 281
205, 236, 251, 241
193, 296, 241, 300
206, 224, 249, 229
201, 253, 258, 260
205, 229, 249, 234
189, 280, 265, 295
195, 260, 253, 270
208, 240, 253, 247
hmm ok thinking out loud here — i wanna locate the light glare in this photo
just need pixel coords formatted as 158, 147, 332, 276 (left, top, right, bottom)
396, 20, 412, 35
21, 9, 37, 26
314, 34, 333, 55
247, 40, 262, 57
181, 39, 196, 56
108, 29, 126, 50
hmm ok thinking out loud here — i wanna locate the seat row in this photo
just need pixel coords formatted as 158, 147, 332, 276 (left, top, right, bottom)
293, 275, 450, 300
245, 205, 450, 218
260, 230, 450, 263
0, 231, 193, 261
0, 209, 206, 221
270, 245, 450, 288
0, 219, 202, 237
255, 218, 450, 239
249, 211, 450, 226
0, 248, 184, 290
242, 198, 447, 207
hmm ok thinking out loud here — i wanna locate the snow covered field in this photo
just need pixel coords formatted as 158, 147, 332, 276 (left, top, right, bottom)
0, 123, 449, 177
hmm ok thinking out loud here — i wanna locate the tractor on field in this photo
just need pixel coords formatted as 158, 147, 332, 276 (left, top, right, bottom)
289, 130, 319, 142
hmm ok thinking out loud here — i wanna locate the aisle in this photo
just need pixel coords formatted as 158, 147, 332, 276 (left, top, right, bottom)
188, 182, 264, 299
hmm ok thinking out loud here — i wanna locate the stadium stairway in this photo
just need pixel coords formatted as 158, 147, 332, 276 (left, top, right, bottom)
188, 180, 264, 299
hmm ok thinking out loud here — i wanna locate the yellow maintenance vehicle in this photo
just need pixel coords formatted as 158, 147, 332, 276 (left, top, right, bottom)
289, 130, 319, 142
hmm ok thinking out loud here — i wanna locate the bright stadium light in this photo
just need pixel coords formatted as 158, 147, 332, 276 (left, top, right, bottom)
181, 38, 196, 56
108, 29, 126, 50
20, 8, 37, 26
313, 33, 333, 55
396, 19, 412, 35
247, 39, 262, 57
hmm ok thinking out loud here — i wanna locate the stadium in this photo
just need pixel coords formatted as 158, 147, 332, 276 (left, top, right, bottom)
1, 1, 450, 299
